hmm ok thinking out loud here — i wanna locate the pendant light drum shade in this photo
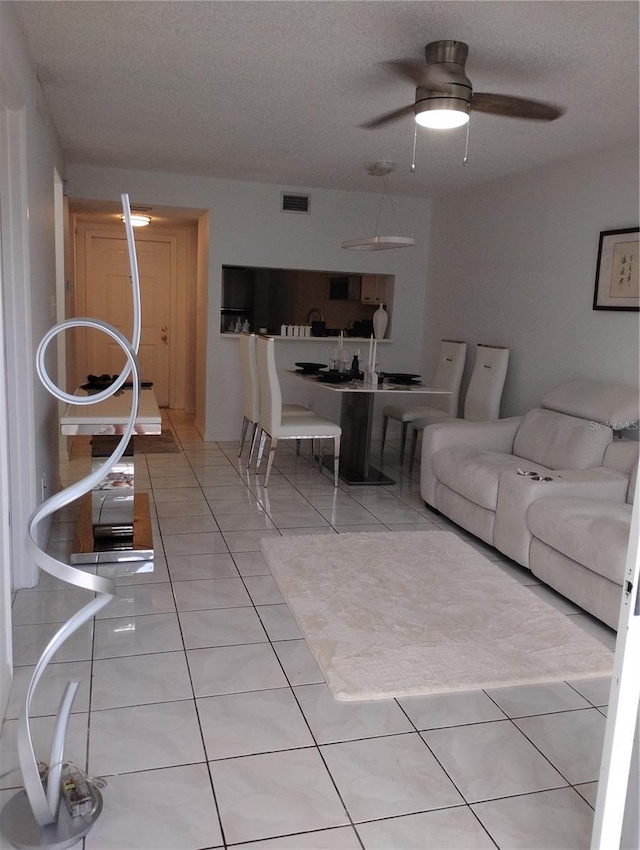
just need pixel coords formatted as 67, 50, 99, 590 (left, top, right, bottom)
342, 235, 415, 250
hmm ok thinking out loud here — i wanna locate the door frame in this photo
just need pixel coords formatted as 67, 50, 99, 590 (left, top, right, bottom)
0, 52, 38, 716
0, 96, 37, 594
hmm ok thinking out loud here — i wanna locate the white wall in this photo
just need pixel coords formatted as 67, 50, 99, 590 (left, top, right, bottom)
66, 164, 432, 439
0, 5, 64, 578
0, 5, 65, 717
423, 140, 640, 418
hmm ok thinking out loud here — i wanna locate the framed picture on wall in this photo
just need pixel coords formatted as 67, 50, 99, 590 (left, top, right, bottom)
593, 227, 639, 311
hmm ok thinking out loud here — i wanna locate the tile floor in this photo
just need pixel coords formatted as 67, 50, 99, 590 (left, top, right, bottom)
1, 410, 616, 850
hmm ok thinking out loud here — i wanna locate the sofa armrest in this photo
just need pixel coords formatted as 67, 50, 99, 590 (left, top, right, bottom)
493, 467, 630, 567
420, 417, 522, 507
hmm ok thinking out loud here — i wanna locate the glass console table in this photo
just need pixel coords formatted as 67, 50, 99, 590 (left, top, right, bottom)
60, 387, 161, 563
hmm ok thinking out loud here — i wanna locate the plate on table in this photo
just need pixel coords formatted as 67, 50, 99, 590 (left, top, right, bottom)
384, 373, 422, 385
317, 370, 352, 384
295, 362, 328, 374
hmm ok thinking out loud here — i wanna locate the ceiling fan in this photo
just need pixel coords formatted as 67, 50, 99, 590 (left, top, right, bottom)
362, 40, 565, 130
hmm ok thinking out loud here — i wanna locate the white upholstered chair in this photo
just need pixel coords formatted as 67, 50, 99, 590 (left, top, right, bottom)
381, 339, 467, 465
238, 333, 307, 467
238, 333, 262, 465
255, 335, 341, 487
409, 343, 510, 467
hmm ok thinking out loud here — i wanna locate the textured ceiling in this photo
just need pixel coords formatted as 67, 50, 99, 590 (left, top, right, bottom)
13, 0, 640, 197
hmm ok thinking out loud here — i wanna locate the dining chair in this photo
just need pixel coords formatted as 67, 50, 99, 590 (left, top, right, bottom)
238, 333, 308, 467
254, 335, 341, 487
380, 339, 467, 465
238, 333, 262, 465
408, 343, 510, 467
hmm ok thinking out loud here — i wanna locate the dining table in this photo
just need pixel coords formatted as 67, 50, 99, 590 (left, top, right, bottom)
292, 372, 451, 485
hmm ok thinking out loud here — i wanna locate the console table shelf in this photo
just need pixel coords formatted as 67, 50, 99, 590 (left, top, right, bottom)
61, 387, 160, 563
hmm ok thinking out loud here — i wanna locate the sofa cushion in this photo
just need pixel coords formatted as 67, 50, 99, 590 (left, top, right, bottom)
526, 497, 632, 584
628, 463, 638, 505
512, 408, 612, 470
432, 448, 550, 511
529, 540, 623, 630
541, 379, 640, 428
603, 440, 639, 475
602, 441, 638, 505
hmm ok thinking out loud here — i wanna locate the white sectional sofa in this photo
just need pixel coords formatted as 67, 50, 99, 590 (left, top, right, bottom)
420, 379, 639, 628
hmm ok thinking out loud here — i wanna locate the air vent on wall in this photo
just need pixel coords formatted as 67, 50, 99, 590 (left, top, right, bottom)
281, 193, 310, 214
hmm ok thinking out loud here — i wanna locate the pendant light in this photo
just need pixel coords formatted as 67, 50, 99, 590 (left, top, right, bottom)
342, 162, 415, 251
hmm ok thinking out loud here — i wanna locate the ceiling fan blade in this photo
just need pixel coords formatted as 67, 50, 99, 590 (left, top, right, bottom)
471, 92, 565, 121
383, 59, 467, 89
359, 103, 416, 129
382, 59, 428, 86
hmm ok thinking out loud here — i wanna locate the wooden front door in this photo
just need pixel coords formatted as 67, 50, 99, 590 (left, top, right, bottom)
82, 232, 174, 406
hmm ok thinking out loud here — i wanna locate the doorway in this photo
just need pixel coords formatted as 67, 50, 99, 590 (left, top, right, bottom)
72, 214, 199, 411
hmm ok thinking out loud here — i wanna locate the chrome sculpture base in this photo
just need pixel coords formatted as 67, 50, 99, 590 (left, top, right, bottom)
0, 787, 103, 850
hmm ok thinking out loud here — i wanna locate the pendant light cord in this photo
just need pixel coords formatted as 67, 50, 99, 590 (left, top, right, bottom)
373, 176, 405, 237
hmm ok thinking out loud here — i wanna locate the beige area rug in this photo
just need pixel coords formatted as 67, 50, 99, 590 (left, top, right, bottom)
260, 531, 614, 701
132, 431, 180, 453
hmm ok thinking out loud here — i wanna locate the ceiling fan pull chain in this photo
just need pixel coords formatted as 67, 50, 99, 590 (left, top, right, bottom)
463, 118, 471, 166
410, 122, 418, 173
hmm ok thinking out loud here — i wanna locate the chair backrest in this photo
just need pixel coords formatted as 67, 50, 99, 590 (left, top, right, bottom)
463, 344, 510, 421
255, 335, 282, 434
239, 333, 260, 422
430, 339, 467, 415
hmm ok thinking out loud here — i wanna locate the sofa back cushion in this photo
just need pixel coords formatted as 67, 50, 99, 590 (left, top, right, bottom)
541, 379, 640, 428
512, 408, 612, 470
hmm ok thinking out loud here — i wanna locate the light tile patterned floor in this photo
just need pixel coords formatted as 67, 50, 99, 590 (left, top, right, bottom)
2, 410, 616, 850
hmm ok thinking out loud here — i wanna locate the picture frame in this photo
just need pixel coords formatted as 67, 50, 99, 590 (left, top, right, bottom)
593, 227, 639, 311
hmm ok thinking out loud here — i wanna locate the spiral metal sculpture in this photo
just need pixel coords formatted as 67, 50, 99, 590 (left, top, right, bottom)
1, 195, 142, 849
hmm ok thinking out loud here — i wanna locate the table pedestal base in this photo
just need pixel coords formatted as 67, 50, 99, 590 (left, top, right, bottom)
337, 392, 395, 486
334, 463, 394, 486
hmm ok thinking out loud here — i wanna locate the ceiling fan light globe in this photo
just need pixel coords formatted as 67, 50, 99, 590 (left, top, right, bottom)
415, 105, 469, 129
